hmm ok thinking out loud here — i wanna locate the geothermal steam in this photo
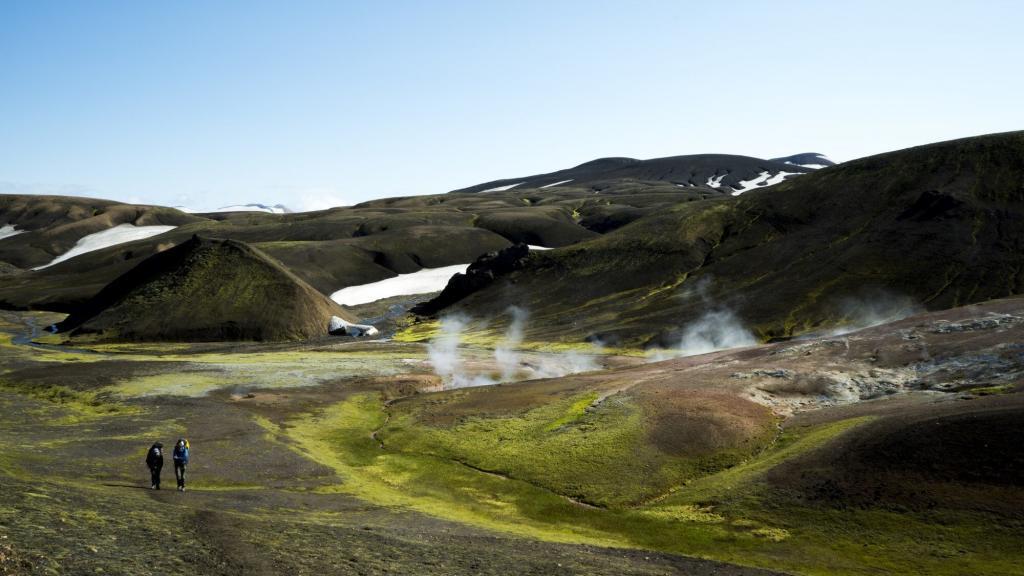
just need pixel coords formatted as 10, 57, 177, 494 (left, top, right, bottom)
828, 293, 924, 335
427, 307, 599, 389
494, 306, 528, 381
426, 314, 493, 389
426, 314, 465, 382
677, 308, 758, 356
665, 277, 758, 357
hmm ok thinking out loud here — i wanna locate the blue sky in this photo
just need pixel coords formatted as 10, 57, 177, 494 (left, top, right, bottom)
2, 1, 1021, 211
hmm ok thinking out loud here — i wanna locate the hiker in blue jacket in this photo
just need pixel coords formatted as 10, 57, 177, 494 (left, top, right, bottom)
172, 438, 190, 492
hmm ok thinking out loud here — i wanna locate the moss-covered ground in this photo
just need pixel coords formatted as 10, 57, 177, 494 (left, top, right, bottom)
1, 310, 1022, 575
276, 391, 1024, 576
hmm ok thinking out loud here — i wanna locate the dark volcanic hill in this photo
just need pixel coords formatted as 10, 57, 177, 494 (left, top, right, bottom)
57, 236, 354, 342
450, 153, 825, 194
417, 131, 1024, 346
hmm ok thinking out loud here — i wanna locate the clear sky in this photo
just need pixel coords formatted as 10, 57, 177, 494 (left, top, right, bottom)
2, 1, 1022, 211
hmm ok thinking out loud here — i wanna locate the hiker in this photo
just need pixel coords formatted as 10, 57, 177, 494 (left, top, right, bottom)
145, 442, 163, 489
172, 438, 190, 492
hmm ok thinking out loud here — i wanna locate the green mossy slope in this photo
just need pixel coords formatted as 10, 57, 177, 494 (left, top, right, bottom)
57, 236, 353, 342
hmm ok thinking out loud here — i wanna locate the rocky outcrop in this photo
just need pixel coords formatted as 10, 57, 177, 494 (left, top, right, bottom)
412, 243, 532, 316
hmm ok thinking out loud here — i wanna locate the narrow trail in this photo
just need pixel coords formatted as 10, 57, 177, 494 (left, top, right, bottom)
369, 398, 395, 449
450, 456, 604, 509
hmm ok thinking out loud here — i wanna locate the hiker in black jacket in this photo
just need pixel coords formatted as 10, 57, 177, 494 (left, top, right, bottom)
146, 442, 164, 490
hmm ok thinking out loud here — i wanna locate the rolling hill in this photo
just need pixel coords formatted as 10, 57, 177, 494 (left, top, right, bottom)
0, 183, 711, 311
414, 131, 1024, 347
0, 194, 201, 270
3, 131, 1023, 347
56, 235, 355, 341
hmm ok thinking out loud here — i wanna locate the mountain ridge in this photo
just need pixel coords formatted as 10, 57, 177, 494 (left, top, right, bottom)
450, 152, 832, 194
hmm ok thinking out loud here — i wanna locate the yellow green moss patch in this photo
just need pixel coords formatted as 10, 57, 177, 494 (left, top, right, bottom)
107, 372, 231, 398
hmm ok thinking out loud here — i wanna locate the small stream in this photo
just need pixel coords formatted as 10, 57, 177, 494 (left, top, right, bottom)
11, 315, 44, 346
10, 314, 100, 356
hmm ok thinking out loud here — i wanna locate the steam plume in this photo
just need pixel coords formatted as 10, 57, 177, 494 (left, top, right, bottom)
494, 306, 528, 381
426, 315, 492, 388
671, 277, 758, 357
426, 308, 601, 389
828, 293, 924, 335
678, 308, 758, 356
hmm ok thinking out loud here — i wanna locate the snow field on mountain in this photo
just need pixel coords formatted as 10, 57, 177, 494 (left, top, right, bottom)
33, 224, 177, 270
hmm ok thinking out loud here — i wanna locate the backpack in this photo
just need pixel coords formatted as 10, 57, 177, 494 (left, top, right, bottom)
174, 441, 190, 463
147, 445, 162, 466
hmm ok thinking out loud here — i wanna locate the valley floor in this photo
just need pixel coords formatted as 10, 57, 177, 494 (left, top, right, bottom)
0, 302, 1021, 575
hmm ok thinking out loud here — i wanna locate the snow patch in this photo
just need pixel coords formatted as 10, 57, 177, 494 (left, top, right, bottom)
734, 171, 771, 193
765, 171, 802, 185
731, 171, 804, 196
330, 264, 469, 306
540, 179, 573, 188
328, 316, 379, 337
0, 224, 24, 241
705, 174, 727, 188
481, 182, 523, 193
528, 245, 552, 251
33, 224, 177, 270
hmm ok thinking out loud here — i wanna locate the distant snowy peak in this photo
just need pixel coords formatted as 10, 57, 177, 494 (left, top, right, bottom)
453, 152, 835, 195
216, 203, 292, 214
770, 152, 836, 170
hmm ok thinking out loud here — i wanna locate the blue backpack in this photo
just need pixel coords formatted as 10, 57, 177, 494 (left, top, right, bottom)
173, 442, 190, 464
